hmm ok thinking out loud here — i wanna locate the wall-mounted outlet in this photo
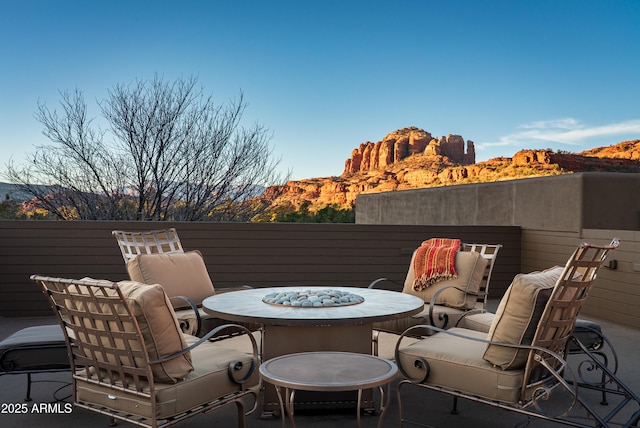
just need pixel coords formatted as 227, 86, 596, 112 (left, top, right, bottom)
634, 263, 640, 272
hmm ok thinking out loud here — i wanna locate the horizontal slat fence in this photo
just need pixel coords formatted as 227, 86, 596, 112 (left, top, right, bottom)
522, 229, 640, 329
0, 221, 521, 317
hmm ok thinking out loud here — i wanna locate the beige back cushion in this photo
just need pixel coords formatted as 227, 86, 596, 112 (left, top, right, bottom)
483, 266, 563, 370
118, 281, 193, 382
76, 280, 193, 383
126, 250, 215, 306
402, 251, 488, 309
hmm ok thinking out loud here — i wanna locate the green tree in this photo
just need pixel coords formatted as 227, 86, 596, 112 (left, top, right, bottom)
254, 202, 355, 223
0, 194, 25, 219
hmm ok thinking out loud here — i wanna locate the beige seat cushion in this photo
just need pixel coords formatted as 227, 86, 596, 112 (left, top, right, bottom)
126, 250, 215, 306
76, 334, 258, 419
457, 311, 495, 333
483, 266, 563, 370
397, 327, 524, 403
402, 251, 488, 309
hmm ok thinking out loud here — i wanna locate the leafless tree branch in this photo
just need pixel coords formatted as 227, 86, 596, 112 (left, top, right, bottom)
5, 76, 288, 221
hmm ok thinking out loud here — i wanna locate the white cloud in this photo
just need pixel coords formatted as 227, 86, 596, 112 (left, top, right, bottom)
477, 118, 640, 153
518, 118, 582, 131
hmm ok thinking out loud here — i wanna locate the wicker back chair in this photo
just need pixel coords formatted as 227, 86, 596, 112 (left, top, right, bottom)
395, 238, 640, 427
112, 228, 207, 335
32, 275, 258, 428
112, 228, 184, 262
112, 228, 258, 337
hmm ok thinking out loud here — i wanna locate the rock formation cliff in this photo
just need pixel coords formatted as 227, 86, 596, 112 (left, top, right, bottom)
343, 127, 475, 174
263, 127, 640, 212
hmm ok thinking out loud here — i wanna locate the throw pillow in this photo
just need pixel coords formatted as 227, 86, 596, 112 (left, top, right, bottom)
482, 266, 563, 370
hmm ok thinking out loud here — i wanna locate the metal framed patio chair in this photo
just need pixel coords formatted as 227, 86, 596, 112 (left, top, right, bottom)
394, 238, 640, 428
112, 228, 255, 337
369, 242, 502, 355
458, 243, 502, 310
32, 275, 259, 428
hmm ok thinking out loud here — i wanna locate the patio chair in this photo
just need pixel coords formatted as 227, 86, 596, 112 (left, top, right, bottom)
112, 228, 253, 336
32, 275, 259, 428
369, 242, 501, 355
394, 238, 640, 427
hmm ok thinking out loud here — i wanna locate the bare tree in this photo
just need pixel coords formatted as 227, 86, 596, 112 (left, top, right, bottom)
5, 76, 287, 221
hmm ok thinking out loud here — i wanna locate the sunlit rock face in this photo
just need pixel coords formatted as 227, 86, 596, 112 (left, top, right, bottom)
265, 132, 640, 211
343, 127, 475, 175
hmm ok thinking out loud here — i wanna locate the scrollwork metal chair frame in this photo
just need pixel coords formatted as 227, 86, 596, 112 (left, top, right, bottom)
370, 242, 502, 355
32, 275, 259, 428
394, 238, 640, 428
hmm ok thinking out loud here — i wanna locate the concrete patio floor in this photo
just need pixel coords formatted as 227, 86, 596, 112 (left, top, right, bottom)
1, 313, 639, 428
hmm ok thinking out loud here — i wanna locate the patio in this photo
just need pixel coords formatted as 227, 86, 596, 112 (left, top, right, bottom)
1, 220, 638, 427
2, 307, 638, 428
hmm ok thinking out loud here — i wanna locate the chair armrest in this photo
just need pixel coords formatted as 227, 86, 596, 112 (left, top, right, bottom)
169, 295, 202, 335
150, 323, 258, 385
454, 308, 491, 329
368, 277, 404, 291
427, 285, 475, 329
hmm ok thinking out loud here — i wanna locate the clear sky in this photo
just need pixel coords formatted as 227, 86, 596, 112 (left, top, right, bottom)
1, 0, 639, 181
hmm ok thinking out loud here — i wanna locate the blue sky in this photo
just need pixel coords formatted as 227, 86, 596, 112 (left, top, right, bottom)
1, 0, 639, 181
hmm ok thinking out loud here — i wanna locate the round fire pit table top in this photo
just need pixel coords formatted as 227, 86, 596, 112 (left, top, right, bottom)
202, 286, 424, 327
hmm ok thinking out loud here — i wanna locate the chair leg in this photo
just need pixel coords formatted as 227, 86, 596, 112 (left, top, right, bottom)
372, 330, 380, 356
108, 416, 117, 426
451, 396, 459, 414
25, 373, 33, 401
397, 380, 406, 427
235, 399, 246, 428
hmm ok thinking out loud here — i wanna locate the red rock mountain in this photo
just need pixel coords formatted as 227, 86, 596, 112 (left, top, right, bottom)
264, 127, 640, 211
343, 127, 475, 174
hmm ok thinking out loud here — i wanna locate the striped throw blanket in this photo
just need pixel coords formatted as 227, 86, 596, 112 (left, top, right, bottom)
412, 238, 461, 291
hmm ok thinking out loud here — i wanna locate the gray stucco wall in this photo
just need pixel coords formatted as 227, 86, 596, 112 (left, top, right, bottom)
356, 172, 640, 232
355, 172, 640, 329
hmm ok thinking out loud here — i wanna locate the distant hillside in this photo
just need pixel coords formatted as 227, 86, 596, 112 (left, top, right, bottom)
5, 129, 639, 212
0, 182, 35, 202
263, 127, 640, 210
